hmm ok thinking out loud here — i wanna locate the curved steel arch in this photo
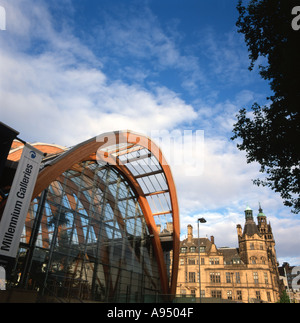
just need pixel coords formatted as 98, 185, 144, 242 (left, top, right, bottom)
31, 130, 180, 296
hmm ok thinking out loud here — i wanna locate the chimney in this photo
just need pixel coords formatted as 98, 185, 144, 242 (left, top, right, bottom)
187, 225, 193, 242
236, 224, 242, 237
210, 236, 215, 244
156, 224, 161, 234
166, 222, 173, 233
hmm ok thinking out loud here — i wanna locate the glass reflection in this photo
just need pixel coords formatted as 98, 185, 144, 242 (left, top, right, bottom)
13, 161, 161, 302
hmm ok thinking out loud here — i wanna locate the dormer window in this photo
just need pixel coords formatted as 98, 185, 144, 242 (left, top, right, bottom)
232, 258, 241, 264
199, 246, 206, 253
190, 246, 196, 253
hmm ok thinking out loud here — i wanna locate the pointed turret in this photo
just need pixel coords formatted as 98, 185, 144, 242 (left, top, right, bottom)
257, 203, 267, 229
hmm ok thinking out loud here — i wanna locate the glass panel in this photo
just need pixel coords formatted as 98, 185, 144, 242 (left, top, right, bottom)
11, 161, 163, 302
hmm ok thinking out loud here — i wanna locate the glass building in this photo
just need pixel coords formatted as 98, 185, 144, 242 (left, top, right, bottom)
0, 130, 180, 302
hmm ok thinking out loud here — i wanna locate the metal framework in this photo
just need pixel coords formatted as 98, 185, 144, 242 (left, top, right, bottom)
6, 131, 179, 301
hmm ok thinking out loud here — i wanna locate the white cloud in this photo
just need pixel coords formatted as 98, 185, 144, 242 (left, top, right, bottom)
0, 1, 199, 146
174, 137, 261, 210
0, 50, 197, 145
198, 28, 253, 86
92, 1, 206, 92
1, 0, 299, 266
269, 216, 300, 266
171, 131, 300, 260
97, 5, 180, 68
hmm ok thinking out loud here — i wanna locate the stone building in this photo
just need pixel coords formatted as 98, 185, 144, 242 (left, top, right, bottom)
278, 262, 300, 303
176, 205, 281, 303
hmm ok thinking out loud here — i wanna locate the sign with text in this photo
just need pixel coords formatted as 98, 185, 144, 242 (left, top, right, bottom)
0, 144, 43, 258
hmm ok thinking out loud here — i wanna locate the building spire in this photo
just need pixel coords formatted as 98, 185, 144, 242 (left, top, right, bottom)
259, 202, 263, 214
258, 202, 266, 217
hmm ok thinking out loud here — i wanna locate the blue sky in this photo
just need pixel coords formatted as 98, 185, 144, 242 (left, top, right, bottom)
0, 0, 299, 265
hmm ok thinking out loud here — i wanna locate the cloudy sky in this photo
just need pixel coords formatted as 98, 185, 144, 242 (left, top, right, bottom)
0, 0, 299, 265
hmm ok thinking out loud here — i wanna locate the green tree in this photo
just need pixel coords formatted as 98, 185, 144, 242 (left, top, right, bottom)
232, 0, 300, 213
279, 289, 290, 303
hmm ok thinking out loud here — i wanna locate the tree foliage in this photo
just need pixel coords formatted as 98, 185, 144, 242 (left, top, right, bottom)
232, 0, 300, 213
279, 289, 291, 303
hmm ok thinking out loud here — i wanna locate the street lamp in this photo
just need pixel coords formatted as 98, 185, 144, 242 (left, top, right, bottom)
197, 217, 206, 303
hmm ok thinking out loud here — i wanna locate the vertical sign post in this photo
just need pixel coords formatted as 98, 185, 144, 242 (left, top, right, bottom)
0, 144, 43, 260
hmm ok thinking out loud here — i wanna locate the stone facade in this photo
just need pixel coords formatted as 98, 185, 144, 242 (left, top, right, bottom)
176, 206, 281, 303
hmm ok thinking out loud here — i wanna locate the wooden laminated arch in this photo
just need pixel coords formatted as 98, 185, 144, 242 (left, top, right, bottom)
28, 130, 180, 296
